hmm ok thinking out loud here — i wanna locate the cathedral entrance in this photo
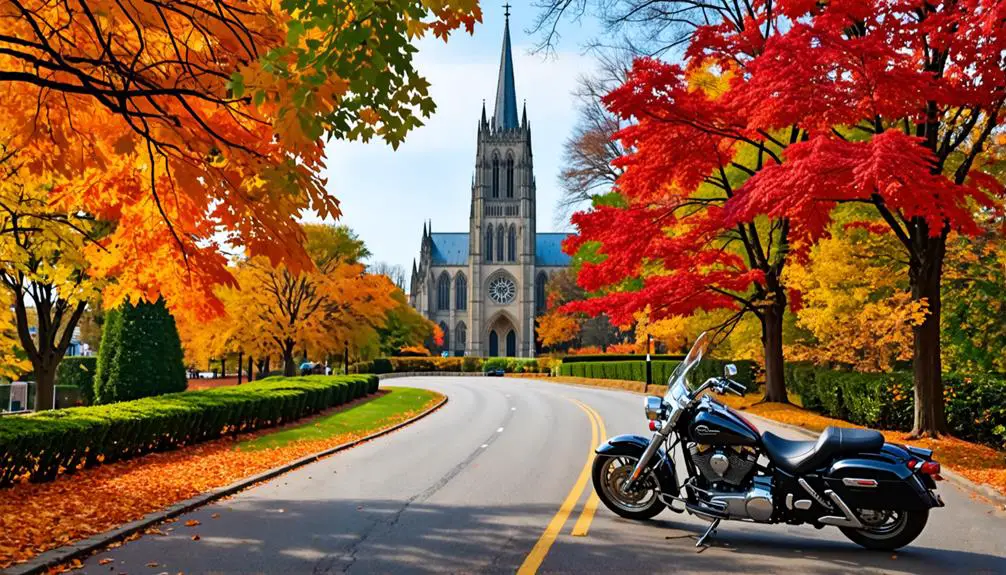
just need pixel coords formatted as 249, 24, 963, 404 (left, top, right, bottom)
487, 312, 518, 357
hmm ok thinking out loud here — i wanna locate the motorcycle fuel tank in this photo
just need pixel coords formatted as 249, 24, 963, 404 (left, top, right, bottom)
688, 405, 760, 446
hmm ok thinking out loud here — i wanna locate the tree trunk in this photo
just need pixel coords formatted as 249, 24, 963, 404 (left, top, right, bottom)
761, 303, 789, 403
282, 340, 296, 377
909, 248, 948, 438
33, 364, 56, 411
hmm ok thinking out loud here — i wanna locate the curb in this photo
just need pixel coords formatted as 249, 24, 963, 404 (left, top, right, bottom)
740, 411, 1006, 508
4, 394, 449, 575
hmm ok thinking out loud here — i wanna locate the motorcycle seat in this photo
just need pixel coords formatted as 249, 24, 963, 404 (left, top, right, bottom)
762, 426, 884, 474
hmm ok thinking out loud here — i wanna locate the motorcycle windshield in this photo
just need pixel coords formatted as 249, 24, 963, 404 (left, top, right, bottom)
667, 331, 710, 392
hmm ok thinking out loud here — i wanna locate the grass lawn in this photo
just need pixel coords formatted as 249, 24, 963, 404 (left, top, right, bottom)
240, 386, 440, 450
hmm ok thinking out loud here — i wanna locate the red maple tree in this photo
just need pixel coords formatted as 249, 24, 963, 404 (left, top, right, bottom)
562, 59, 798, 403
565, 0, 1004, 436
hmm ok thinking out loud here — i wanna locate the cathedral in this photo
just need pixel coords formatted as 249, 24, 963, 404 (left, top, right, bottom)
409, 13, 571, 357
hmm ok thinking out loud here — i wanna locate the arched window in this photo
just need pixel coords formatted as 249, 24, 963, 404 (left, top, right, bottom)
491, 155, 500, 198
507, 225, 517, 262
497, 225, 505, 262
506, 156, 515, 198
485, 224, 494, 263
454, 274, 467, 310
439, 321, 450, 352
455, 322, 467, 356
437, 273, 450, 311
535, 272, 548, 314
506, 329, 517, 357
489, 331, 499, 356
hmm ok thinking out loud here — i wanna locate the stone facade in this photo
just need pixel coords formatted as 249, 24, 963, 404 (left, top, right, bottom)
408, 15, 570, 357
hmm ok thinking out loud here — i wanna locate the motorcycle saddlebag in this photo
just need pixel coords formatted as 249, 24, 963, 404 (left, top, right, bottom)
823, 452, 940, 511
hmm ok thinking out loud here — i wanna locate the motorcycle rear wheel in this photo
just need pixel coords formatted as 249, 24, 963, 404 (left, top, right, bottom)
592, 455, 666, 520
839, 508, 929, 551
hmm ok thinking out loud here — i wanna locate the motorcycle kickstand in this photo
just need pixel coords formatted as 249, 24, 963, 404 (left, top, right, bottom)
695, 518, 720, 548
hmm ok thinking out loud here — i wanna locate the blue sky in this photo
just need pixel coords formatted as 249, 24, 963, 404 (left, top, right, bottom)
315, 7, 602, 271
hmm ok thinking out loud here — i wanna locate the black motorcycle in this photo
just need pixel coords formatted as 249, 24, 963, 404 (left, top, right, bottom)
591, 332, 944, 550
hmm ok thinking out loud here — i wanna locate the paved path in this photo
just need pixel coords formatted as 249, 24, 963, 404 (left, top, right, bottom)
78, 377, 1006, 574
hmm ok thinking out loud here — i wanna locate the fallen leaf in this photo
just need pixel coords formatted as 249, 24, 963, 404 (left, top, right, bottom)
190, 535, 200, 542
210, 513, 220, 519
146, 562, 159, 568
183, 520, 200, 527
99, 559, 113, 566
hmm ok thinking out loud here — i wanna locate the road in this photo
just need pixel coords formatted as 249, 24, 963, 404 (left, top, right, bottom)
78, 376, 1006, 574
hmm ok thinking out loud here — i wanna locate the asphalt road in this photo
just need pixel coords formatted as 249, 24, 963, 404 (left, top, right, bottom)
78, 376, 1006, 574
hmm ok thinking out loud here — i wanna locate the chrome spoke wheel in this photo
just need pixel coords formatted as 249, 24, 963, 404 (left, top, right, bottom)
597, 456, 659, 513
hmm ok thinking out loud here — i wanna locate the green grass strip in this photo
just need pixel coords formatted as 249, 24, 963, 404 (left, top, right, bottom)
238, 386, 439, 451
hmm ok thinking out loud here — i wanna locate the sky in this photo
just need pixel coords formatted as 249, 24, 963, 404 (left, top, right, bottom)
314, 7, 602, 272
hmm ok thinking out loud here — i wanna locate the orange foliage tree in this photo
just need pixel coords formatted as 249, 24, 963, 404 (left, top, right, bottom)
180, 225, 398, 376
0, 0, 481, 320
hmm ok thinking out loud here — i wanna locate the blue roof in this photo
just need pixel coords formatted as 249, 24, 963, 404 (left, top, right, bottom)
493, 18, 518, 130
430, 233, 469, 266
536, 233, 572, 267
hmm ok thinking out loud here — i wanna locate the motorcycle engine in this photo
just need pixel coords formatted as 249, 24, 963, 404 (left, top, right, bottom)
689, 444, 758, 486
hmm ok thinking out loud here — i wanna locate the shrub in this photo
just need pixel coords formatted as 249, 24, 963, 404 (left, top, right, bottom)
93, 299, 186, 404
0, 374, 379, 486
56, 357, 98, 404
561, 353, 686, 364
784, 364, 1006, 449
462, 357, 483, 372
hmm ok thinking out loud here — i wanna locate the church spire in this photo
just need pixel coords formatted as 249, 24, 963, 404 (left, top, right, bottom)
493, 5, 518, 131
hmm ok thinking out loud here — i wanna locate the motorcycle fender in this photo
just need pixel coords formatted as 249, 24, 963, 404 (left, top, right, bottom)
596, 434, 679, 496
824, 457, 941, 511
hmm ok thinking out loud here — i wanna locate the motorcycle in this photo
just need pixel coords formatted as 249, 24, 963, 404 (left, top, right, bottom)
591, 332, 944, 550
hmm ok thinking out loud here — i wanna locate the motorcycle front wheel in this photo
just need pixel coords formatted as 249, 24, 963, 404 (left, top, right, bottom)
591, 455, 665, 520
839, 508, 929, 551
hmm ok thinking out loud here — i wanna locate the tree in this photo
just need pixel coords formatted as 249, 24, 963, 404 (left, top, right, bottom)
0, 1, 481, 318
785, 220, 926, 372
369, 262, 408, 291
555, 50, 632, 225
0, 179, 98, 410
538, 268, 622, 352
369, 291, 437, 357
707, 0, 1005, 436
184, 224, 399, 376
561, 63, 797, 402
94, 298, 187, 404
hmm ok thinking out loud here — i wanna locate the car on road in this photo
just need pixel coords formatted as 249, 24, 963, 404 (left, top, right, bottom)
484, 367, 505, 377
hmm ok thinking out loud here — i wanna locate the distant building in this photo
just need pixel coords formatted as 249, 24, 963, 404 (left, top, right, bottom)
409, 12, 571, 357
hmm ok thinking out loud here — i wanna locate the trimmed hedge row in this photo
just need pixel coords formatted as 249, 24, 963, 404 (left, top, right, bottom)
558, 359, 757, 390
561, 353, 686, 364
56, 356, 98, 404
350, 357, 551, 374
0, 374, 379, 486
785, 363, 1006, 449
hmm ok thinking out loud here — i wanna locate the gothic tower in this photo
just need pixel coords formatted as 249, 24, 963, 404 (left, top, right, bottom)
468, 11, 537, 357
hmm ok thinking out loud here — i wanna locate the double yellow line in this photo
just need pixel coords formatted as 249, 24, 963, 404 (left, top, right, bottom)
517, 399, 607, 575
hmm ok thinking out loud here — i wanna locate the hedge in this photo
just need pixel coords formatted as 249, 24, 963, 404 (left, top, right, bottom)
785, 364, 1006, 449
350, 357, 551, 374
56, 356, 98, 404
0, 374, 379, 486
558, 359, 757, 390
561, 353, 686, 364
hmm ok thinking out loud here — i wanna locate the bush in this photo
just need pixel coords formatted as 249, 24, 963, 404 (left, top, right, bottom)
351, 356, 485, 374
561, 353, 686, 364
0, 374, 379, 486
93, 299, 187, 404
785, 364, 1006, 449
56, 357, 98, 404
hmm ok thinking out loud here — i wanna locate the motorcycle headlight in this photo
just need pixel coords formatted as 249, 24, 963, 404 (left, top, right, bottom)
644, 396, 664, 420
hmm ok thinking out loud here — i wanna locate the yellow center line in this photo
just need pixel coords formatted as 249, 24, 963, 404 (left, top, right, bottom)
516, 398, 599, 575
570, 401, 606, 537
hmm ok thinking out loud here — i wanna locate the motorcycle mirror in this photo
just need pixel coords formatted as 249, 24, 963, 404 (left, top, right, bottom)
724, 363, 738, 377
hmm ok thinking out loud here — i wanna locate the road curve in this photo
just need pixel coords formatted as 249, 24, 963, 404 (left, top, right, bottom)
78, 376, 1006, 574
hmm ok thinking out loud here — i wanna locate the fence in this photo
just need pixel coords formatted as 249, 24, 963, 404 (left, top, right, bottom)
0, 383, 85, 414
